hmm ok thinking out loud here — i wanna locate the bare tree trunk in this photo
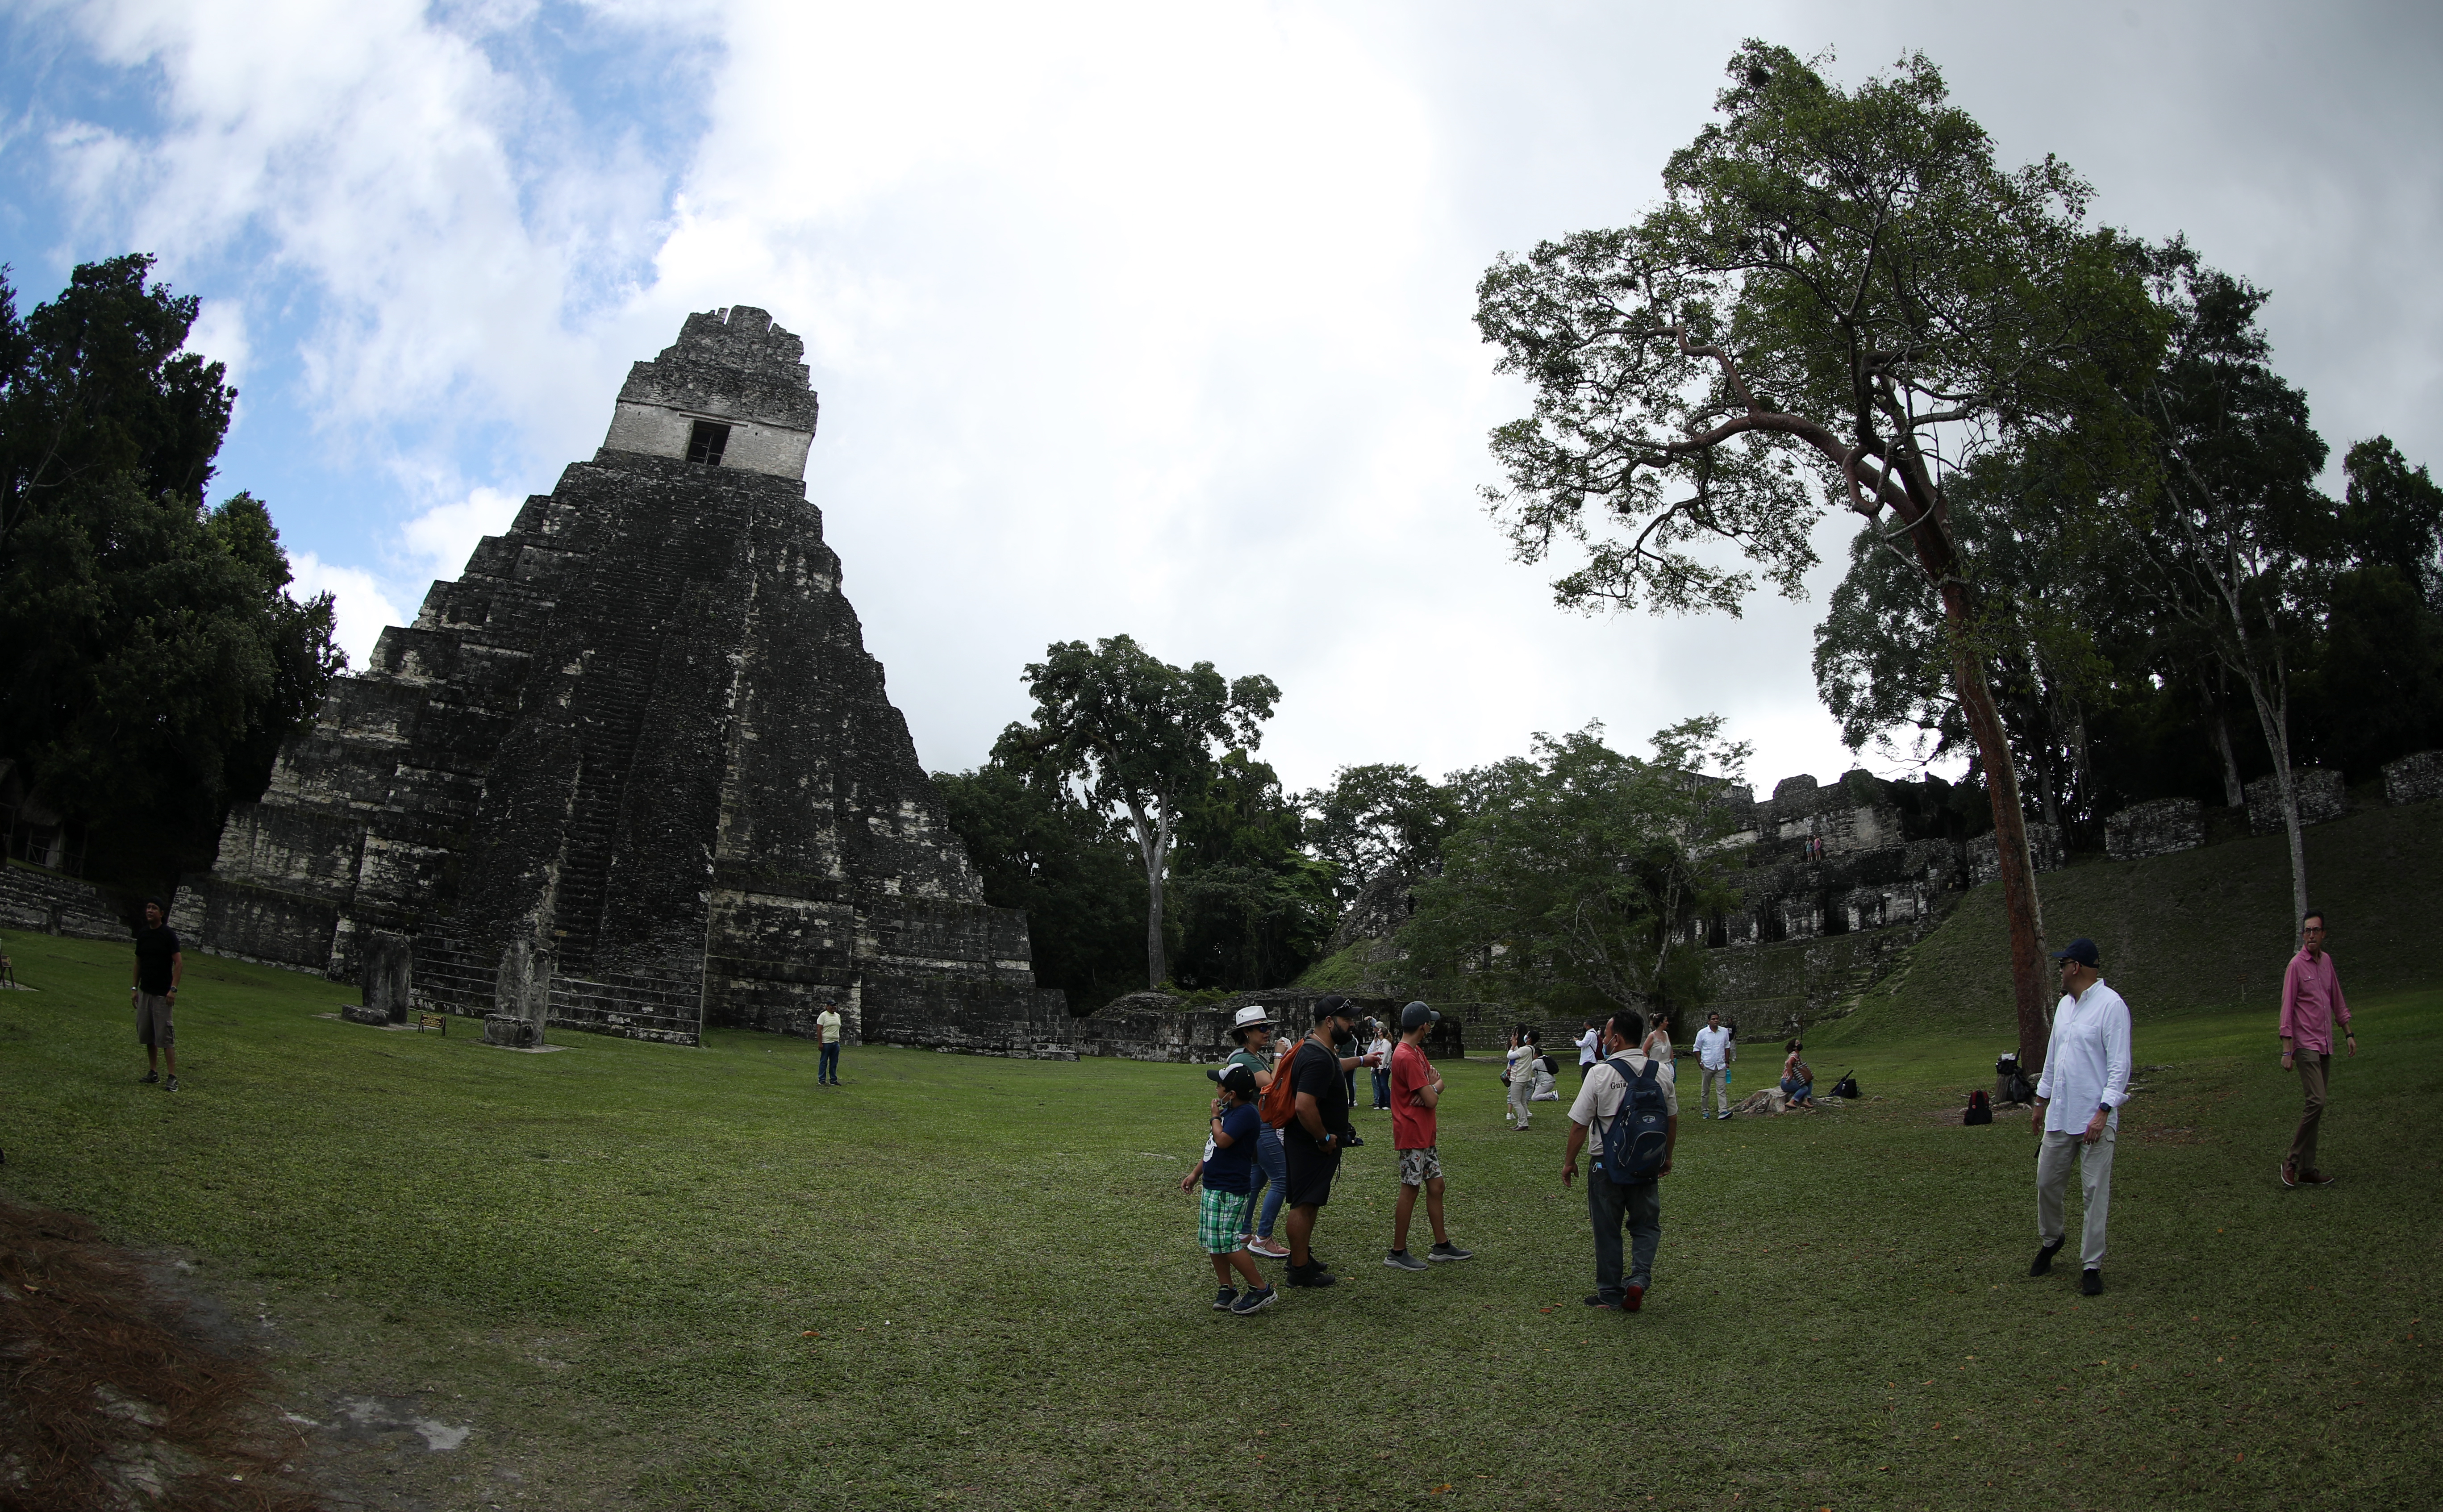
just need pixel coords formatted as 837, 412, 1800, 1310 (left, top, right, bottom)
1127, 799, 1172, 989
2207, 695, 2245, 808
1949, 636, 2054, 1069
2231, 637, 2309, 947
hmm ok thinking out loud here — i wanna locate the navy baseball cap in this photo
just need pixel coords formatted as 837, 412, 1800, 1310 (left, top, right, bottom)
2051, 937, 2101, 967
1399, 1000, 1438, 1031
1206, 1063, 1260, 1098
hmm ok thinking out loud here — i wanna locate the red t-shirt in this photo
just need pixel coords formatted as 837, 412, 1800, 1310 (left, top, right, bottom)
1389, 1040, 1436, 1150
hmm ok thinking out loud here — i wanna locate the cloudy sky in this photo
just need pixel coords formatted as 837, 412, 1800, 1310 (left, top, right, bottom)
6, 0, 2439, 796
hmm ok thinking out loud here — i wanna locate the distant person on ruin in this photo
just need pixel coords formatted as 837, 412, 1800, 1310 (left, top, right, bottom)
1564, 1009, 1677, 1312
815, 1003, 843, 1085
1195, 1064, 1276, 1315
132, 898, 182, 1091
1693, 1012, 1734, 1120
1384, 1001, 1471, 1271
1505, 1028, 1541, 1130
2028, 937, 2131, 1297
1780, 1039, 1815, 1110
1281, 996, 1374, 1287
2278, 910, 2353, 1189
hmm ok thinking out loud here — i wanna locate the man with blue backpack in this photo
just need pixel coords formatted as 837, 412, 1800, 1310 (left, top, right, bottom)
1561, 1009, 1678, 1313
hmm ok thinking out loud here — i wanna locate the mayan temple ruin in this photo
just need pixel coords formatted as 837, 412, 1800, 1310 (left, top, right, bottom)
175, 307, 1067, 1049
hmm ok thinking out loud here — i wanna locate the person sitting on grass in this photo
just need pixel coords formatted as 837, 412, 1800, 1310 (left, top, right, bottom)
1196, 1064, 1276, 1315
1780, 1039, 1815, 1110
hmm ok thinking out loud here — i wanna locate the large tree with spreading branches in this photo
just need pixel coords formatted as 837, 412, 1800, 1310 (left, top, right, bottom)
1472, 42, 2164, 1068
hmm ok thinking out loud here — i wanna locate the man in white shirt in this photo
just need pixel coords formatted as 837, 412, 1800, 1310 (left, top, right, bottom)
1692, 1012, 1734, 1120
816, 1004, 845, 1086
2028, 937, 2130, 1296
1575, 1021, 1601, 1083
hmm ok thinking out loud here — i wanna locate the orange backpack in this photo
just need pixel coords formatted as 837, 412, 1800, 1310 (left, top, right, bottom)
1259, 1041, 1306, 1129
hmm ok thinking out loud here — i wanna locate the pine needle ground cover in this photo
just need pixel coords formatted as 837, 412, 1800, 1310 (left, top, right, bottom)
0, 931, 2433, 1510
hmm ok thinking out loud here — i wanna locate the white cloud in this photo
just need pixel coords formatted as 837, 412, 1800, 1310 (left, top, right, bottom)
287, 552, 404, 669
399, 485, 524, 584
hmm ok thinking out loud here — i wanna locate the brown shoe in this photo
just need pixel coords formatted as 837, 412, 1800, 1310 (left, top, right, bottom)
2301, 1169, 2336, 1187
2278, 1160, 2298, 1189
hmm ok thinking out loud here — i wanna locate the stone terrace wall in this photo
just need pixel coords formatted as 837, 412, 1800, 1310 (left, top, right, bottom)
1, 864, 129, 941
2384, 751, 2443, 806
2247, 768, 2347, 834
2106, 799, 2204, 862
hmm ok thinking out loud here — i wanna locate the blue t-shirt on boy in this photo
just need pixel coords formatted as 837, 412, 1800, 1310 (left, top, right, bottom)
1205, 1102, 1261, 1193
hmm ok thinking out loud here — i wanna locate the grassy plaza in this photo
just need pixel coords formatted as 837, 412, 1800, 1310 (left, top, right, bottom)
0, 927, 2435, 1509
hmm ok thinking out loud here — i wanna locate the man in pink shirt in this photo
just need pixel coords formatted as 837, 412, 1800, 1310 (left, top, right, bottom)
2279, 910, 2356, 1189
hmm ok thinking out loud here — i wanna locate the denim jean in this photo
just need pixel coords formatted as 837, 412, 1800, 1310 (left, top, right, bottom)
1371, 1068, 1392, 1108
818, 1041, 840, 1083
1587, 1175, 1662, 1300
1238, 1122, 1288, 1239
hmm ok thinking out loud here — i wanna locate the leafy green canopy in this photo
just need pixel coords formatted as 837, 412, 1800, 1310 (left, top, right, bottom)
1397, 718, 1750, 1020
993, 635, 1280, 989
1299, 761, 1462, 904
1474, 42, 2162, 617
0, 256, 343, 889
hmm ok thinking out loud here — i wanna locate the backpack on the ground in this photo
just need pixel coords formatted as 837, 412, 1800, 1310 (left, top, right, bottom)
1595, 1056, 1671, 1185
2005, 1069, 2035, 1104
1258, 1045, 1302, 1129
1964, 1089, 1993, 1126
1830, 1071, 1859, 1100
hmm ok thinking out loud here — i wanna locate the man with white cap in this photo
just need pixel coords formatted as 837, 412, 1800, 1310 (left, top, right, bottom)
1384, 1000, 1473, 1271
2028, 936, 2131, 1297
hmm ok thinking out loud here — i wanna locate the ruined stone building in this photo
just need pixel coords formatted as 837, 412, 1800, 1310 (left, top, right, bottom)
175, 308, 1067, 1049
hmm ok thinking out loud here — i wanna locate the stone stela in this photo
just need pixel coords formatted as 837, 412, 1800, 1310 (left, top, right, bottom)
175, 308, 1067, 1050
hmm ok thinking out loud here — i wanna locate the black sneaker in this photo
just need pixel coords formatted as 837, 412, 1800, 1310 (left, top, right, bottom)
163, 1076, 179, 1092
1384, 1249, 1427, 1272
1285, 1265, 1337, 1289
2029, 1238, 2064, 1277
138, 1071, 158, 1084
1213, 1287, 1238, 1311
1230, 1285, 1278, 1315
1581, 1294, 1621, 1310
2080, 1269, 2103, 1296
1428, 1242, 1473, 1262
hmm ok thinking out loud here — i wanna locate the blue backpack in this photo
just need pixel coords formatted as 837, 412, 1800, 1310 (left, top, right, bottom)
1595, 1055, 1671, 1185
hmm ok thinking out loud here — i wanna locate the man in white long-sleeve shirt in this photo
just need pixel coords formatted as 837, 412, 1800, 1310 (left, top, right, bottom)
2028, 936, 2131, 1296
1692, 1013, 1734, 1120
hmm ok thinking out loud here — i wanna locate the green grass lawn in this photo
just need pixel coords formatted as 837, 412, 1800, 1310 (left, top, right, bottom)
2, 931, 2436, 1510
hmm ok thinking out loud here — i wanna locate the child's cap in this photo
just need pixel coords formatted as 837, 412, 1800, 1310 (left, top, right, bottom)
1205, 1063, 1260, 1099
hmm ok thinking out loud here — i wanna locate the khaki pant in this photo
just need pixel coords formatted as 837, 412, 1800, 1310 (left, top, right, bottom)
2036, 1125, 2117, 1270
1700, 1065, 1730, 1116
1507, 1064, 1535, 1126
2288, 1052, 2330, 1174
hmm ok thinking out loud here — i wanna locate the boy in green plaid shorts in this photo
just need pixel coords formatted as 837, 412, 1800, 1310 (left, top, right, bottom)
1198, 1064, 1276, 1315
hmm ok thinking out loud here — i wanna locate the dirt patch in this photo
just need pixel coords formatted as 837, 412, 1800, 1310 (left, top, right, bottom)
0, 1196, 319, 1511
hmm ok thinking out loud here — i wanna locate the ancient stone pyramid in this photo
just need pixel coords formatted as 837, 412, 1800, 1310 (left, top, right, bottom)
181, 307, 1064, 1047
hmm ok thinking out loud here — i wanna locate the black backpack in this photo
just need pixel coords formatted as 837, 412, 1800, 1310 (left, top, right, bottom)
1595, 1056, 1671, 1185
1964, 1089, 1993, 1125
1830, 1071, 1859, 1100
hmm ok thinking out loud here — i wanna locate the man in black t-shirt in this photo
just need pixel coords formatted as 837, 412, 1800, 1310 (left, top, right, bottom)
131, 898, 183, 1091
1281, 995, 1380, 1288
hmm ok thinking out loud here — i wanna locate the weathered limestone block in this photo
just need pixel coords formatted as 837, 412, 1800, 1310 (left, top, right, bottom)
2384, 751, 2443, 806
2246, 768, 2346, 834
1966, 822, 2066, 885
492, 938, 551, 1046
363, 929, 413, 1023
2106, 800, 2204, 862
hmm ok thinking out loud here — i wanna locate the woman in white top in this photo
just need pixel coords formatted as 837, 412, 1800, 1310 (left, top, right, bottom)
1505, 1028, 1542, 1129
1367, 1024, 1395, 1109
1641, 1010, 1676, 1083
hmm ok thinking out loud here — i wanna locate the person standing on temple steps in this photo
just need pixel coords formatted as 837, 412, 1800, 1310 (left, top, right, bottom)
132, 898, 182, 1091
816, 1002, 843, 1085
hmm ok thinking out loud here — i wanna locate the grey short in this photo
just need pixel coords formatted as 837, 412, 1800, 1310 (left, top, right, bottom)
136, 992, 175, 1048
1397, 1146, 1443, 1187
